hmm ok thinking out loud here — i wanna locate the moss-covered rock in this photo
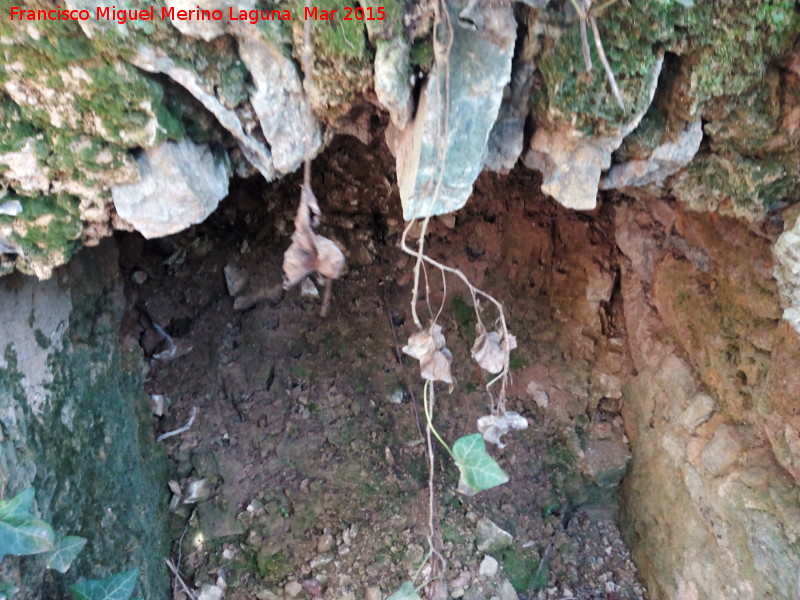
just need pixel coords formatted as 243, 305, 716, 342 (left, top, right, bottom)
532, 0, 800, 216
0, 239, 170, 599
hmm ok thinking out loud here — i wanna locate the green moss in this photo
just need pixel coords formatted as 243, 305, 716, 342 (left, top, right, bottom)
501, 547, 540, 592
33, 329, 50, 350
673, 152, 797, 217
615, 105, 667, 161
1, 193, 83, 274
20, 246, 171, 599
256, 550, 291, 580
508, 351, 529, 372
536, 0, 798, 136
535, 1, 675, 135
409, 38, 434, 71
451, 295, 476, 333
680, 0, 797, 102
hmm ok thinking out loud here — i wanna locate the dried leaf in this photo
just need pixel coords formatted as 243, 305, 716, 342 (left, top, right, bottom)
477, 412, 528, 449
402, 325, 453, 384
420, 349, 454, 385
282, 239, 316, 289
282, 185, 346, 290
471, 329, 517, 374
402, 325, 442, 359
314, 236, 345, 279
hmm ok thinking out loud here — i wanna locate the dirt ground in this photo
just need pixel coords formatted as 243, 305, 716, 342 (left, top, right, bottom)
117, 134, 648, 600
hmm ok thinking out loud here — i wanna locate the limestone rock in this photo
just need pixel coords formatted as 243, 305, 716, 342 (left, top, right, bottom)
523, 57, 662, 211
475, 517, 513, 554
772, 209, 800, 335
479, 555, 499, 578
700, 425, 744, 476
583, 440, 631, 489
601, 119, 703, 192
484, 61, 535, 173
112, 139, 230, 239
395, 1, 516, 219
198, 584, 224, 600
374, 38, 413, 129
285, 581, 303, 597
679, 394, 715, 433
495, 579, 517, 600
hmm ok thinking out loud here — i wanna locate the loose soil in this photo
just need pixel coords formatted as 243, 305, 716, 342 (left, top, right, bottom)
118, 134, 647, 600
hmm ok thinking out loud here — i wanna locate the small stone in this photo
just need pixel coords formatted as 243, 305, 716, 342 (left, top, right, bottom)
222, 548, 235, 560
132, 270, 148, 284
300, 278, 319, 297
310, 553, 334, 569
701, 424, 744, 476
406, 543, 425, 565
197, 584, 224, 600
479, 555, 499, 578
526, 381, 549, 409
256, 591, 281, 600
387, 389, 405, 404
496, 579, 517, 600
317, 533, 335, 553
449, 570, 471, 598
365, 585, 382, 600
302, 578, 324, 597
223, 264, 248, 296
475, 518, 513, 553
184, 479, 212, 503
680, 393, 715, 432
285, 581, 303, 597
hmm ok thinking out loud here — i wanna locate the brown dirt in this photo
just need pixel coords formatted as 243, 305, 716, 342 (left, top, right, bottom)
118, 134, 647, 600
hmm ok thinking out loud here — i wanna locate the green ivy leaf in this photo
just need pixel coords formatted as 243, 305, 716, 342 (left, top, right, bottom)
386, 581, 422, 600
45, 535, 87, 573
70, 569, 139, 600
452, 433, 509, 496
0, 581, 19, 600
0, 489, 35, 521
0, 489, 56, 560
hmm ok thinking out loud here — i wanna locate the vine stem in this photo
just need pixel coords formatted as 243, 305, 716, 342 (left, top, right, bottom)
423, 381, 453, 459
400, 229, 512, 413
398, 0, 512, 411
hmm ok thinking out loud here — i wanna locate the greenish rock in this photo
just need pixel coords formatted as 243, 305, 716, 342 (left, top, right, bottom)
395, 0, 516, 219
198, 502, 245, 541
475, 517, 513, 554
500, 548, 540, 593
0, 239, 170, 599
670, 151, 796, 220
601, 119, 703, 192
374, 38, 413, 129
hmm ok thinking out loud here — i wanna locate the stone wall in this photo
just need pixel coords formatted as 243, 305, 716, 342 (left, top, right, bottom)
0, 239, 170, 599
615, 198, 800, 600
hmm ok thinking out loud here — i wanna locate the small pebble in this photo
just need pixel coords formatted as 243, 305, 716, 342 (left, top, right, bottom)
479, 555, 498, 578
317, 533, 335, 553
284, 581, 303, 597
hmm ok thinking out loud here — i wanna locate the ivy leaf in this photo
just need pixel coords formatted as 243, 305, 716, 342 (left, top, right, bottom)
0, 488, 35, 520
386, 581, 422, 600
70, 569, 139, 600
452, 434, 509, 496
0, 489, 56, 560
0, 581, 19, 600
45, 535, 87, 573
